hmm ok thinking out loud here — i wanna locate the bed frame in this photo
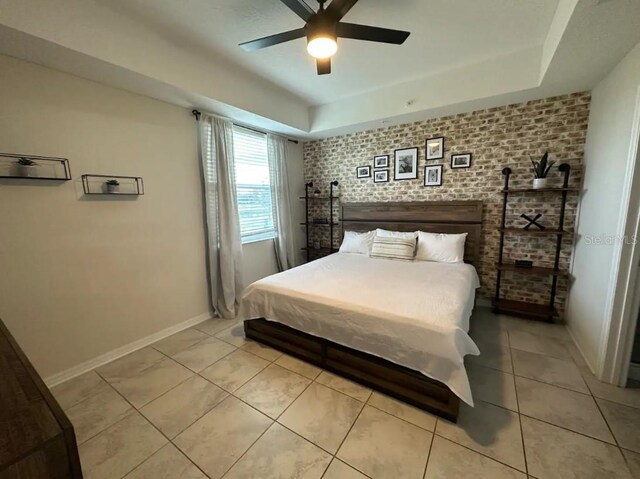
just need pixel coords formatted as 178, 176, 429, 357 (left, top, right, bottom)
244, 200, 483, 422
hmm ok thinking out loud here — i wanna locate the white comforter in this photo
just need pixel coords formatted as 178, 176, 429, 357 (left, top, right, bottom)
240, 253, 480, 405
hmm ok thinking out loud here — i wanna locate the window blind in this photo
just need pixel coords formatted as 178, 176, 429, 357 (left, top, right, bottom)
232, 125, 275, 243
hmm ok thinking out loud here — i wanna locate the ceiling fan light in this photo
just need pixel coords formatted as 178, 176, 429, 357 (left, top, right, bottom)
307, 36, 337, 59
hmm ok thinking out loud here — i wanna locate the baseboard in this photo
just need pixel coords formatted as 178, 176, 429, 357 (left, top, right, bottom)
45, 311, 212, 388
565, 323, 598, 376
629, 362, 640, 382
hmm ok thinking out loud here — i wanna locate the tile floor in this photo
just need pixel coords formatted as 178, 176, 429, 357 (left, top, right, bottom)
50, 307, 640, 479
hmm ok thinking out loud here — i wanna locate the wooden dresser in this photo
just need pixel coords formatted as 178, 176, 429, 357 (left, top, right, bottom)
0, 318, 82, 478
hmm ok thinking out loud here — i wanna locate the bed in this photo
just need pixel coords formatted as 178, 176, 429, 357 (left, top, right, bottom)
241, 201, 483, 421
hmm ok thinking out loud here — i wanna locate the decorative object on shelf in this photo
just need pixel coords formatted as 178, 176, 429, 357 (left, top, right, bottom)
425, 137, 444, 160
356, 165, 371, 178
374, 155, 389, 168
81, 174, 144, 196
104, 179, 120, 194
521, 213, 545, 230
313, 188, 321, 197
451, 153, 472, 169
515, 260, 534, 268
424, 165, 443, 186
302, 180, 340, 262
0, 153, 72, 181
394, 147, 418, 180
494, 163, 573, 322
373, 169, 389, 183
531, 151, 555, 189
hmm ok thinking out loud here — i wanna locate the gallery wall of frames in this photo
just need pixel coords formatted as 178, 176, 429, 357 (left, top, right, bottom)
303, 92, 590, 313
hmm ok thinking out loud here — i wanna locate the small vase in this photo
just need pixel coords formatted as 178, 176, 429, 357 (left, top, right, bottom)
106, 184, 119, 193
17, 164, 37, 178
533, 178, 547, 189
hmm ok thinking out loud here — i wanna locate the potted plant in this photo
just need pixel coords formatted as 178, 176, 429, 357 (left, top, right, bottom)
104, 179, 120, 193
531, 152, 555, 189
15, 158, 38, 177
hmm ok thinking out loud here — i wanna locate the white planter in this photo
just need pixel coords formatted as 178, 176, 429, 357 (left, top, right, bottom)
106, 183, 119, 193
533, 178, 548, 189
16, 164, 37, 177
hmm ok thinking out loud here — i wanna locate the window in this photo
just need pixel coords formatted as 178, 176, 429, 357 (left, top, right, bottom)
232, 125, 275, 243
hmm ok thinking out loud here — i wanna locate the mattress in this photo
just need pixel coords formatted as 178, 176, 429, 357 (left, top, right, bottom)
239, 252, 480, 405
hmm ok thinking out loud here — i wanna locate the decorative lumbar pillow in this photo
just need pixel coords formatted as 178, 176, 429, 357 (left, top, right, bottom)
415, 231, 467, 263
339, 230, 375, 255
370, 234, 416, 261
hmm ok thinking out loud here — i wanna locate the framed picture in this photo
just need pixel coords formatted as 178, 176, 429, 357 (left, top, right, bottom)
356, 165, 371, 178
426, 137, 445, 160
373, 169, 389, 183
424, 165, 443, 186
374, 155, 389, 168
394, 147, 419, 180
451, 153, 472, 169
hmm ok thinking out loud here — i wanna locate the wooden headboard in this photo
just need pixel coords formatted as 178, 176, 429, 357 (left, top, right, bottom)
341, 201, 483, 266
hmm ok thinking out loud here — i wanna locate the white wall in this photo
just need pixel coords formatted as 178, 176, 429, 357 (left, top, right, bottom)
567, 42, 640, 373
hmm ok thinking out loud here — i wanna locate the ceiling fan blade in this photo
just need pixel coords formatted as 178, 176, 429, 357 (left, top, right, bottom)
326, 0, 359, 21
337, 22, 410, 44
239, 28, 306, 51
317, 57, 331, 75
280, 0, 315, 21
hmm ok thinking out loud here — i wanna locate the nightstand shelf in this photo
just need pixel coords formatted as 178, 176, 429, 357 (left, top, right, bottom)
302, 181, 339, 262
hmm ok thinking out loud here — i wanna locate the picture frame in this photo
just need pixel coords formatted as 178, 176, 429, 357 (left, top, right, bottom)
393, 147, 419, 180
356, 165, 371, 178
374, 155, 389, 168
424, 165, 443, 187
451, 153, 472, 169
425, 137, 445, 160
373, 169, 389, 183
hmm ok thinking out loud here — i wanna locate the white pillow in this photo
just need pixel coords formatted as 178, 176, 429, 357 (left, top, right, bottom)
415, 231, 467, 263
339, 230, 375, 255
375, 228, 418, 240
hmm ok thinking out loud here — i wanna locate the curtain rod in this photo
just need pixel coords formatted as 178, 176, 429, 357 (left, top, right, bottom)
191, 109, 299, 145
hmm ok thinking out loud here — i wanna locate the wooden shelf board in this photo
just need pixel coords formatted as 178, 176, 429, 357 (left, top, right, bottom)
301, 247, 334, 253
299, 196, 340, 200
300, 223, 339, 226
500, 227, 566, 236
492, 299, 558, 319
502, 187, 579, 193
496, 263, 565, 276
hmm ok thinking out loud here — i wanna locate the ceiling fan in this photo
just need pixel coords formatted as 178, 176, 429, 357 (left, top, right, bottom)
239, 0, 411, 75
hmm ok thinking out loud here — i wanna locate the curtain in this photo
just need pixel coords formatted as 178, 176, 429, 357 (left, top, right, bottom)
268, 134, 297, 271
198, 115, 244, 318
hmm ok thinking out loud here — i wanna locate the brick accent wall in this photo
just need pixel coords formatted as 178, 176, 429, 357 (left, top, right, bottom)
303, 92, 591, 316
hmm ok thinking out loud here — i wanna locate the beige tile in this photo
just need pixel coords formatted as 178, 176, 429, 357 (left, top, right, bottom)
337, 406, 432, 479
622, 449, 640, 478
596, 398, 640, 453
170, 336, 235, 372
241, 340, 283, 361
79, 412, 167, 479
315, 371, 372, 402
436, 401, 525, 471
124, 444, 206, 479
322, 459, 368, 479
140, 375, 227, 438
97, 347, 165, 383
275, 354, 322, 380
508, 330, 571, 360
200, 349, 269, 392
279, 382, 364, 453
512, 349, 588, 393
521, 416, 632, 479
193, 317, 236, 336
214, 321, 247, 347
425, 435, 525, 479
515, 376, 614, 443
235, 363, 311, 418
224, 423, 331, 479
466, 338, 513, 374
468, 309, 510, 346
501, 315, 571, 341
151, 328, 208, 356
66, 387, 133, 444
174, 396, 272, 479
109, 357, 193, 408
467, 363, 518, 411
51, 371, 111, 410
583, 373, 640, 409
367, 392, 436, 431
